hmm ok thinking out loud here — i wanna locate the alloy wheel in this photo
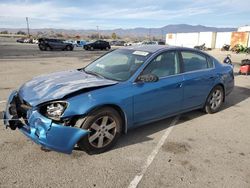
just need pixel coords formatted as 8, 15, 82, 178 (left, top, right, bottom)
209, 89, 223, 110
88, 116, 117, 148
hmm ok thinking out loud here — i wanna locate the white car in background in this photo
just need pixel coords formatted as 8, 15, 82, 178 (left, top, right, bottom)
32, 39, 38, 44
124, 41, 142, 46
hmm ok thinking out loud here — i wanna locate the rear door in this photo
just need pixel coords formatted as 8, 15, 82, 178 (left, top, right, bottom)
180, 50, 216, 110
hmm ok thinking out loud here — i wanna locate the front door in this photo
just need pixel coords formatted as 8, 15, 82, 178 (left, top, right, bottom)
133, 51, 183, 125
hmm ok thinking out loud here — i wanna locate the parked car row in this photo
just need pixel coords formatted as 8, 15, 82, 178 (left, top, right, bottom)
64, 40, 87, 47
16, 38, 38, 44
110, 40, 126, 46
124, 41, 165, 46
17, 37, 166, 51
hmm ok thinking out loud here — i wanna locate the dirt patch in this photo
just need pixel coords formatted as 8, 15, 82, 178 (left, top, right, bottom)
39, 62, 49, 65
204, 159, 211, 164
239, 152, 245, 156
71, 151, 85, 159
187, 138, 195, 142
180, 160, 197, 172
162, 142, 191, 154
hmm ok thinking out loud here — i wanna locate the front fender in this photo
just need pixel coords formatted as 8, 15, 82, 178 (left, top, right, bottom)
62, 89, 133, 132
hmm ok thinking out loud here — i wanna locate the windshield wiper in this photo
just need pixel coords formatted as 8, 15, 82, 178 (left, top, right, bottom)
81, 68, 120, 82
83, 69, 105, 79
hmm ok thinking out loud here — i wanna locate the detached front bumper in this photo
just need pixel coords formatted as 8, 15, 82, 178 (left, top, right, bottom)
3, 91, 88, 154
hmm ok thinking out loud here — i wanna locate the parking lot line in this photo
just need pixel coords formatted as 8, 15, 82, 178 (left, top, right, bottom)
0, 100, 6, 104
128, 115, 180, 188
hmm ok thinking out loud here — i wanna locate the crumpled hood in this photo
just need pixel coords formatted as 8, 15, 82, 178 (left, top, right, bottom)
18, 70, 117, 106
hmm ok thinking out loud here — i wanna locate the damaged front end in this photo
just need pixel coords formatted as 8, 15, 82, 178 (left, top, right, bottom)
3, 91, 88, 154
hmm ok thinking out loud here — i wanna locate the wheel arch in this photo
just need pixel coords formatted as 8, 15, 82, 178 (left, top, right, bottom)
215, 83, 225, 102
205, 83, 225, 107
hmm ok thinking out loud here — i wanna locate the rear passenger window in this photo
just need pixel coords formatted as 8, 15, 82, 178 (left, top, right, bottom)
181, 51, 210, 72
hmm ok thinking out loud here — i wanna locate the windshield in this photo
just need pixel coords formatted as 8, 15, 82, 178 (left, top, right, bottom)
84, 49, 151, 81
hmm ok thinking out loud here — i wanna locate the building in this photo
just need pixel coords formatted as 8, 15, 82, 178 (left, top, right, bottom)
166, 26, 250, 48
238, 25, 250, 32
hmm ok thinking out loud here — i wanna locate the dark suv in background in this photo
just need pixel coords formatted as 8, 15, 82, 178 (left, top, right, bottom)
83, 40, 111, 50
38, 38, 74, 51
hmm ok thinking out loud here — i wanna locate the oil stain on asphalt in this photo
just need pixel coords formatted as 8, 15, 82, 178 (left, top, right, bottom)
162, 142, 191, 154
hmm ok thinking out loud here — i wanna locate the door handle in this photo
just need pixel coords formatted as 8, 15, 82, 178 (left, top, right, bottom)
176, 83, 183, 88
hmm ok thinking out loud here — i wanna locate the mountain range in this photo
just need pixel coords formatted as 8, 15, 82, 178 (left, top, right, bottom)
0, 24, 237, 37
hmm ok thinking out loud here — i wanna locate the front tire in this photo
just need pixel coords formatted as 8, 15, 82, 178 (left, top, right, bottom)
77, 107, 122, 154
205, 85, 224, 114
65, 45, 72, 51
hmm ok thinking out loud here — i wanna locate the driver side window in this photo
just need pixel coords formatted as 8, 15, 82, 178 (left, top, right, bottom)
142, 51, 180, 78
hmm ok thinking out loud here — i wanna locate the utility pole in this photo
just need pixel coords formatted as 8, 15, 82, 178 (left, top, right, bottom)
149, 28, 151, 41
96, 26, 100, 39
26, 17, 30, 37
161, 29, 163, 41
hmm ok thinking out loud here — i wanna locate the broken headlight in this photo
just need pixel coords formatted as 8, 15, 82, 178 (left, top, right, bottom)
40, 101, 68, 120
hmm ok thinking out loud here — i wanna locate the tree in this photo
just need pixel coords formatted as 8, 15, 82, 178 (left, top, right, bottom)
88, 33, 99, 39
111, 32, 117, 39
55, 33, 63, 37
0, 30, 8, 34
17, 31, 26, 35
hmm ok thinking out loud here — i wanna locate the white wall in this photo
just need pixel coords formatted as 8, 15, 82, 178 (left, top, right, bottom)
175, 33, 199, 48
165, 31, 249, 49
215, 32, 232, 48
248, 34, 250, 47
165, 33, 176, 46
238, 26, 250, 32
198, 32, 216, 48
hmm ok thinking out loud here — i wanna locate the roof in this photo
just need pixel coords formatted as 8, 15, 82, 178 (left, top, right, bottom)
124, 45, 172, 53
122, 45, 211, 57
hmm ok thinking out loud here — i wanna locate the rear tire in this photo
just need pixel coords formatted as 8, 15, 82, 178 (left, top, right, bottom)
77, 107, 122, 154
39, 44, 46, 51
204, 85, 224, 114
45, 46, 51, 51
66, 45, 72, 51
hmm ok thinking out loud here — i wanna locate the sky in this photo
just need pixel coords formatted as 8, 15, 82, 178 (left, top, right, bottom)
0, 0, 249, 29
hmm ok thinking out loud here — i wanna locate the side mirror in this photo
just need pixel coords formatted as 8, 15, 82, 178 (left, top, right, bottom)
137, 74, 159, 83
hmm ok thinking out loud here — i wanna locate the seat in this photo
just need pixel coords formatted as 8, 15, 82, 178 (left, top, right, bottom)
152, 53, 176, 77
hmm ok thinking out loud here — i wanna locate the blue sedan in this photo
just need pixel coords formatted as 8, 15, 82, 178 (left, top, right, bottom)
3, 45, 234, 154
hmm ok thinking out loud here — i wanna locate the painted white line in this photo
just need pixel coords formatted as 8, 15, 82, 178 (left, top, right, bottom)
0, 100, 6, 104
128, 115, 180, 188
